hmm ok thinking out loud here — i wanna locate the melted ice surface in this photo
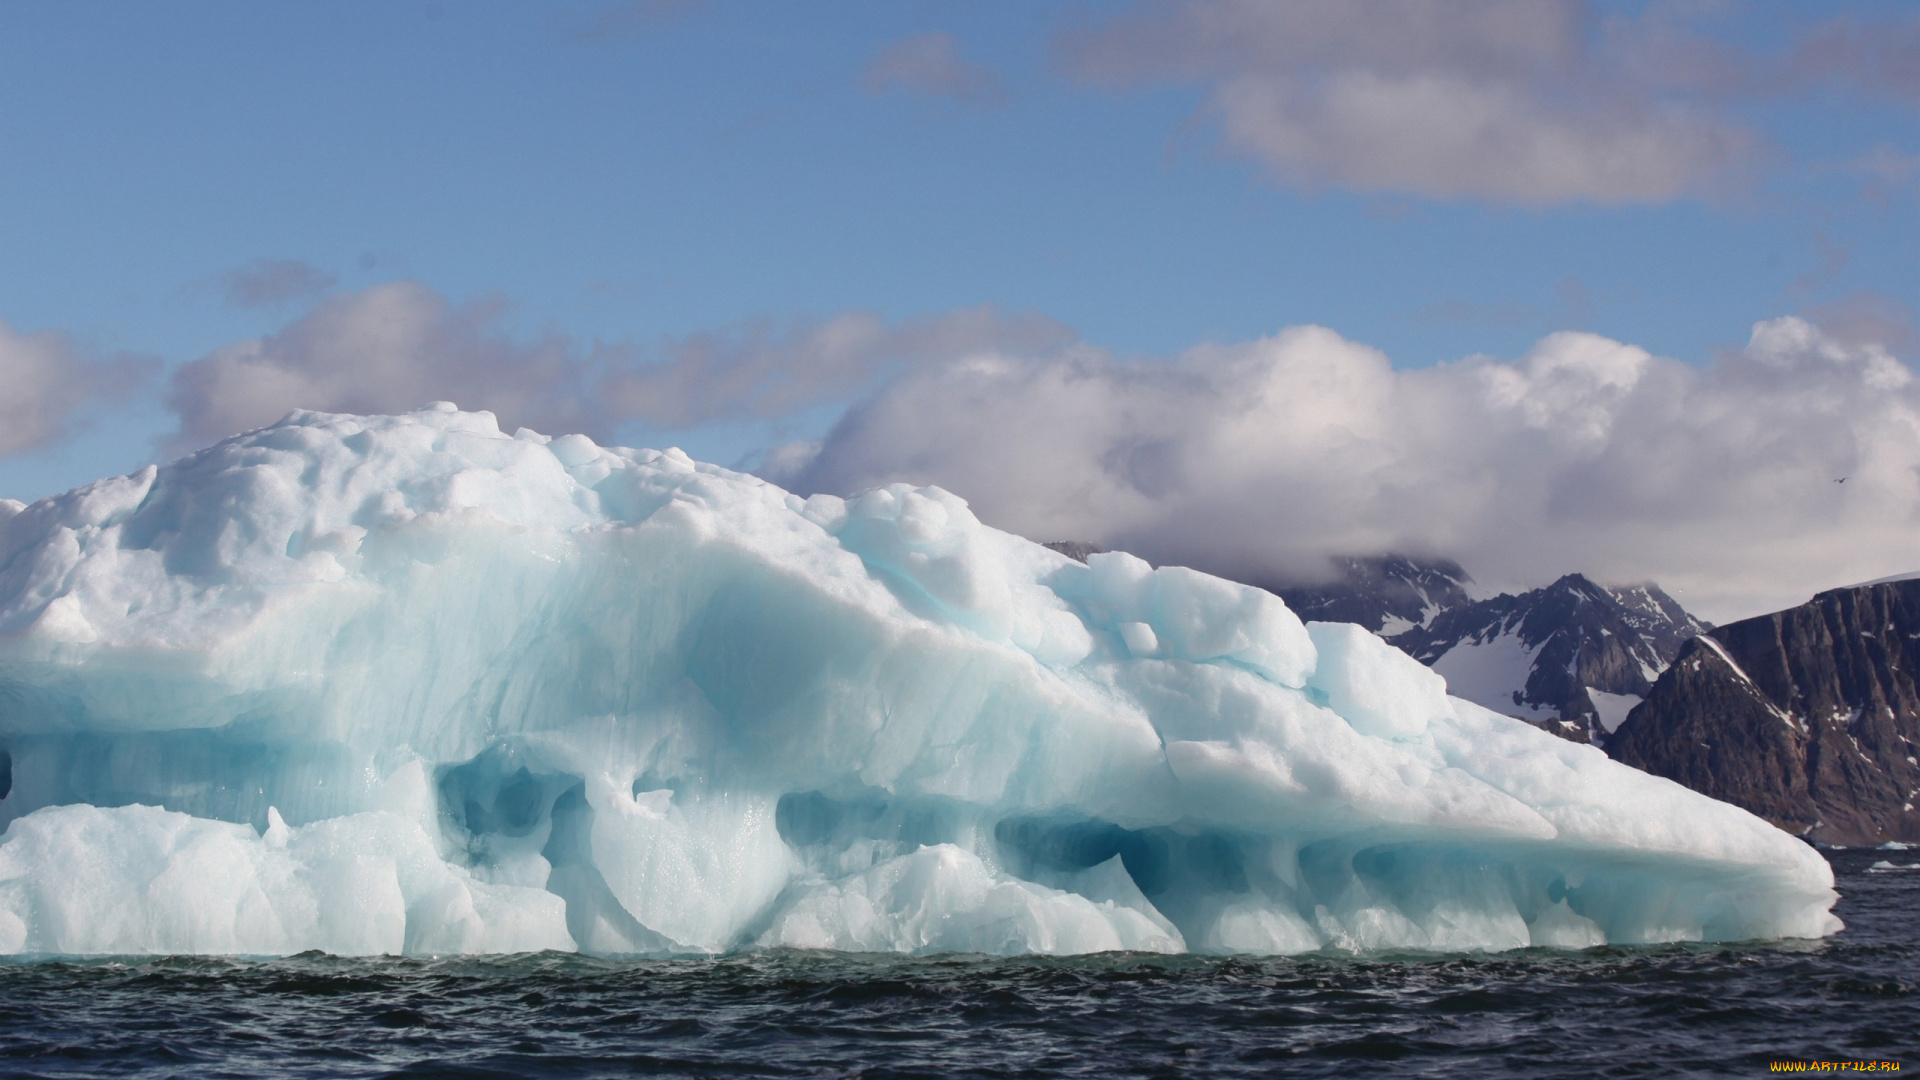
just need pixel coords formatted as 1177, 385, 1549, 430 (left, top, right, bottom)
0, 406, 1838, 957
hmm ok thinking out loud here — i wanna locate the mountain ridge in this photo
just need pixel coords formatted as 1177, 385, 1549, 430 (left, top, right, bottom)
1261, 554, 1477, 635
1390, 573, 1710, 743
1608, 578, 1920, 846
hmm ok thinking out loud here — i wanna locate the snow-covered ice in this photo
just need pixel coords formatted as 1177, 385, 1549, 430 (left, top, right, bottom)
0, 406, 1840, 957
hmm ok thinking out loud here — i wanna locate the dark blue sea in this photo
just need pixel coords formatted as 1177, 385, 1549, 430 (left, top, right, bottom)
0, 850, 1912, 1079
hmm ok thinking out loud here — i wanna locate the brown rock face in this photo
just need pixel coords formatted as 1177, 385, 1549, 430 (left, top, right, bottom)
1608, 579, 1920, 846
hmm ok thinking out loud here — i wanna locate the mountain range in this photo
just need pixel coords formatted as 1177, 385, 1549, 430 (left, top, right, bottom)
1265, 557, 1710, 744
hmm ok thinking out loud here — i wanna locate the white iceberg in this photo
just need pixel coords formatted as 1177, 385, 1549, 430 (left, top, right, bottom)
0, 405, 1839, 957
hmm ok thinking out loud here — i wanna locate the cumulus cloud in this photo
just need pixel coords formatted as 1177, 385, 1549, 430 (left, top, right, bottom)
788, 317, 1920, 623
164, 280, 1066, 450
0, 319, 156, 459
1802, 293, 1914, 356
166, 283, 588, 448
1055, 0, 1765, 203
162, 281, 1920, 621
599, 305, 1071, 427
221, 259, 337, 308
864, 33, 1004, 105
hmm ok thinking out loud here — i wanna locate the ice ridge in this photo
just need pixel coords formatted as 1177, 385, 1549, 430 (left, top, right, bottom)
0, 405, 1839, 957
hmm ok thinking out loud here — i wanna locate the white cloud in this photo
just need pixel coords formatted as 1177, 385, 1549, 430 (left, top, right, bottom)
864, 33, 1004, 105
1056, 0, 1758, 204
164, 281, 1069, 450
166, 283, 588, 448
790, 317, 1920, 623
598, 305, 1071, 427
1209, 68, 1744, 204
156, 281, 1920, 622
0, 319, 155, 458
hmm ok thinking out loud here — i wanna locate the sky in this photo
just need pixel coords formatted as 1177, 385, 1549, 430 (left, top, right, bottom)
2, 0, 1918, 622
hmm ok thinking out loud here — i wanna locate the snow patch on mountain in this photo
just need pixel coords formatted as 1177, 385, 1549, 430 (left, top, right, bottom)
1429, 633, 1551, 723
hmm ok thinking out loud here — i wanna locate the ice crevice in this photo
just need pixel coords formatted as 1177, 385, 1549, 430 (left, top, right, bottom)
0, 406, 1840, 957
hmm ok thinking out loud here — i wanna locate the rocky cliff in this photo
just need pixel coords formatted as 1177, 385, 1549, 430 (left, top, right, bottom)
1608, 579, 1920, 846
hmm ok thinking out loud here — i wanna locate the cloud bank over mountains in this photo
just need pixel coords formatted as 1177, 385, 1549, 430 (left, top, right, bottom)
162, 281, 1070, 452
779, 315, 1919, 624
98, 277, 1920, 624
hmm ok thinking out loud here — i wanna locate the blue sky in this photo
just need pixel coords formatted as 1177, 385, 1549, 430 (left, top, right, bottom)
2, 1, 1918, 617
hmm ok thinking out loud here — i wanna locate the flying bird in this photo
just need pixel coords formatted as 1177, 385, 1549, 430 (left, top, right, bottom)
1836, 477, 1850, 484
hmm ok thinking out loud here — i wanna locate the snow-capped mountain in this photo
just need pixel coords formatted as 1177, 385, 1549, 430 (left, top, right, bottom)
1265, 555, 1478, 636
1388, 574, 1709, 743
1263, 555, 1710, 742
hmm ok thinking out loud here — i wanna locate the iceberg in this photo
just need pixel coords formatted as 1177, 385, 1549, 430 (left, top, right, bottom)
0, 405, 1839, 957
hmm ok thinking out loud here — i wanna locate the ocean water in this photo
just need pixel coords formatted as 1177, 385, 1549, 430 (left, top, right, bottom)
0, 850, 1911, 1080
